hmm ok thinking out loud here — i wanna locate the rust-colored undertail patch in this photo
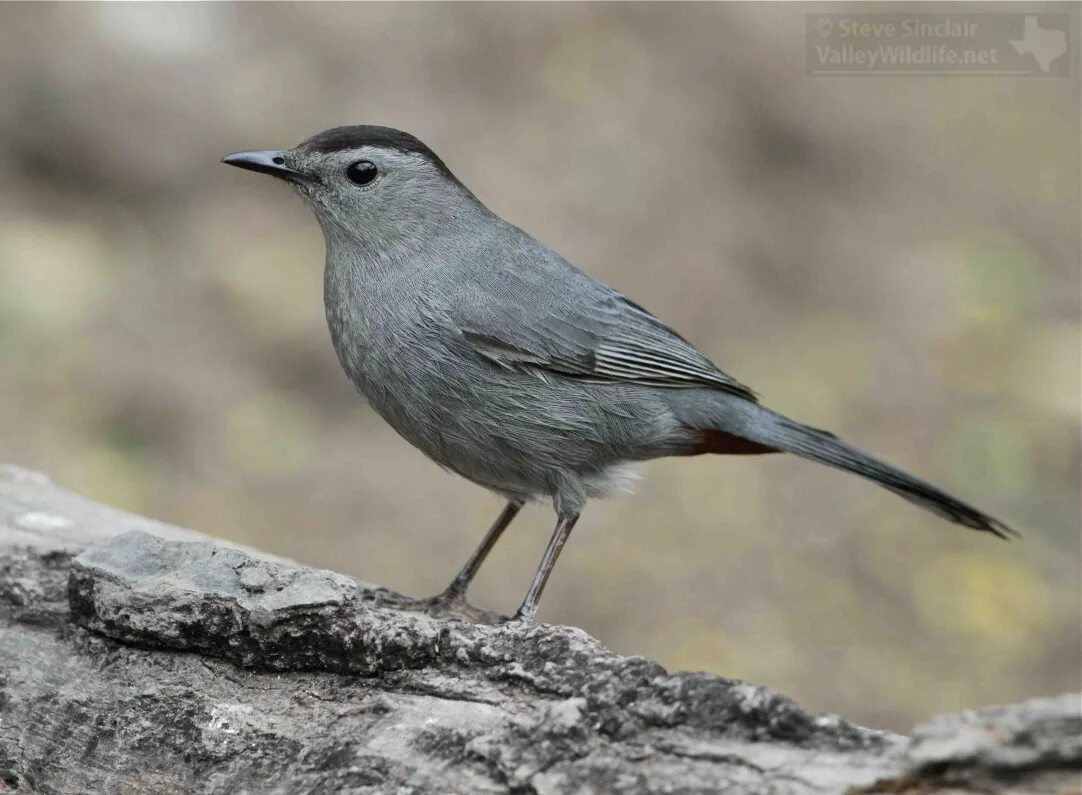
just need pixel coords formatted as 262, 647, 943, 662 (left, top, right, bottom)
678, 428, 779, 456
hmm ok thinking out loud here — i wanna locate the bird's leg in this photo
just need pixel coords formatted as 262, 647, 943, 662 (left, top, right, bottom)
414, 500, 523, 623
512, 511, 580, 623
440, 500, 523, 601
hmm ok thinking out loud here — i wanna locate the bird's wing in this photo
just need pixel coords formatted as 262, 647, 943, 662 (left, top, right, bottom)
454, 287, 758, 402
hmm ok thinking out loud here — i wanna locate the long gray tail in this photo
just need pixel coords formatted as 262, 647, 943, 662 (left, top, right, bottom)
725, 403, 1016, 539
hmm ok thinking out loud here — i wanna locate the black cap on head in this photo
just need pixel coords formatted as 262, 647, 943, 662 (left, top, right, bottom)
299, 125, 458, 183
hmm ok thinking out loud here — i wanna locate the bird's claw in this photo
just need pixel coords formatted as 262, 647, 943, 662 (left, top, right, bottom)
408, 589, 508, 625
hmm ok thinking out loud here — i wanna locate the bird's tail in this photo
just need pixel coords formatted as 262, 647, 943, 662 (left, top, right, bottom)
712, 401, 1017, 539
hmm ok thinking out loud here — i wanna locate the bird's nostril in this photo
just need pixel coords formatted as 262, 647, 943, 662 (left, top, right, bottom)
272, 156, 285, 165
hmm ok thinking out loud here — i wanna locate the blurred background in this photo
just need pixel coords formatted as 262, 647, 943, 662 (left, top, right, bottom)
0, 3, 1078, 731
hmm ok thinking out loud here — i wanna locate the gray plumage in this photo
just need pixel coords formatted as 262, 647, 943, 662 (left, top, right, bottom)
223, 126, 1015, 622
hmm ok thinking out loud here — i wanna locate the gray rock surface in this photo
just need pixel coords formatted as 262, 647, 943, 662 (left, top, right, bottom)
1, 465, 1079, 794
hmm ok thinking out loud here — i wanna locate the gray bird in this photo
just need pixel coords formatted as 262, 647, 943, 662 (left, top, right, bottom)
223, 126, 1014, 623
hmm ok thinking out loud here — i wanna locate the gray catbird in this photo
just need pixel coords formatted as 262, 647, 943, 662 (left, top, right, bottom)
223, 125, 1014, 622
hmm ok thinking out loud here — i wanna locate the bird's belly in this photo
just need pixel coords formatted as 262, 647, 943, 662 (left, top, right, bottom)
352, 359, 668, 500
325, 297, 679, 499
365, 381, 576, 497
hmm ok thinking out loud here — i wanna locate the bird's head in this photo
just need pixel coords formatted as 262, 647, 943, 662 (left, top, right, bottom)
223, 125, 480, 248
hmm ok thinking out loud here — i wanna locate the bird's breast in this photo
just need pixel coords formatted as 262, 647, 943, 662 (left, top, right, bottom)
322, 257, 457, 429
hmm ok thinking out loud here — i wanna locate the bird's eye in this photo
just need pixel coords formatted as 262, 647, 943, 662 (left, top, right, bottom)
346, 160, 378, 186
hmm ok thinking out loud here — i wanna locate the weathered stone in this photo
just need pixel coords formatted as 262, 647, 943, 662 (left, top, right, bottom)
1, 466, 1078, 794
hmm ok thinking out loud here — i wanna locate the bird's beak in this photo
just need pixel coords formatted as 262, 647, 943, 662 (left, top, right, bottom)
221, 150, 307, 182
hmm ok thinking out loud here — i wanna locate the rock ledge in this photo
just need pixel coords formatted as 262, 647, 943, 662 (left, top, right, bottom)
1, 465, 1078, 794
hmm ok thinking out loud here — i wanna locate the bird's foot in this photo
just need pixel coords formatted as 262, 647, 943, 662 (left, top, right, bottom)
406, 588, 508, 625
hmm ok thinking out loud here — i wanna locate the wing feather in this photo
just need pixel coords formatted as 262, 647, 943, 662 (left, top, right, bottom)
457, 294, 757, 402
